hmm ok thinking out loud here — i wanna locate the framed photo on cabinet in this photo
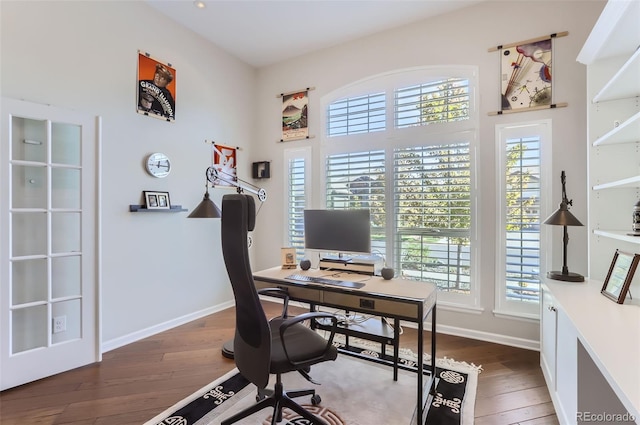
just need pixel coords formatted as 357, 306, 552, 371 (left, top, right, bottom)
601, 249, 639, 304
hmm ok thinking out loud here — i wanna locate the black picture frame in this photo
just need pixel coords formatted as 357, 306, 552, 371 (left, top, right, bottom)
601, 249, 639, 304
144, 191, 171, 210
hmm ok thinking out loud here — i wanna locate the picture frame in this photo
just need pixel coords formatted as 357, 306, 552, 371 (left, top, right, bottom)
281, 247, 297, 270
144, 191, 171, 210
601, 249, 639, 304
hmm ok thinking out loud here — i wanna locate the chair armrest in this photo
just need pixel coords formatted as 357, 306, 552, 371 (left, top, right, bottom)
279, 312, 338, 366
258, 287, 290, 318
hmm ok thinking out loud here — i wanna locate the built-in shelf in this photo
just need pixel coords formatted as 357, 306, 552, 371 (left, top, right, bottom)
593, 229, 640, 244
593, 110, 640, 146
592, 175, 640, 191
592, 48, 640, 103
129, 204, 187, 213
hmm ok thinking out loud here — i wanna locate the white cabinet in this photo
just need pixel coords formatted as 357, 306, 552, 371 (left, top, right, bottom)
577, 0, 640, 281
541, 280, 640, 424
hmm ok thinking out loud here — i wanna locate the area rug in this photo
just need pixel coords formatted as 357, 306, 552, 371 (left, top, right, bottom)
145, 340, 480, 425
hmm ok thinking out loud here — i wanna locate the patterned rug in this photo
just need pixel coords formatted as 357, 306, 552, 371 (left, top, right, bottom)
145, 339, 480, 425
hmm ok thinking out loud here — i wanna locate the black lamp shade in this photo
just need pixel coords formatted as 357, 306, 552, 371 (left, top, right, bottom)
188, 191, 221, 218
543, 203, 583, 227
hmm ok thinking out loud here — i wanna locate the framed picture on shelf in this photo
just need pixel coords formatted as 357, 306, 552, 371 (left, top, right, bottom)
601, 249, 639, 304
281, 247, 297, 269
144, 191, 171, 210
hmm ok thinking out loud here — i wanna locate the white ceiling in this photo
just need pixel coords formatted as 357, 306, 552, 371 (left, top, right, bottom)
146, 0, 484, 68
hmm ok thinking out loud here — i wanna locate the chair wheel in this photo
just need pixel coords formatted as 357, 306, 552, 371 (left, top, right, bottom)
311, 394, 321, 405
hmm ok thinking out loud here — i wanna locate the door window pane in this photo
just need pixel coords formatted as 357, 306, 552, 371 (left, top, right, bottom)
52, 212, 80, 253
52, 123, 81, 166
52, 168, 80, 209
11, 164, 47, 209
12, 259, 47, 305
12, 305, 47, 354
11, 117, 47, 162
52, 299, 81, 344
52, 256, 81, 299
12, 212, 47, 257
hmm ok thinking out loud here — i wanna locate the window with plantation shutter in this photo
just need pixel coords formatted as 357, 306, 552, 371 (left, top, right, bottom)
313, 66, 480, 308
285, 148, 311, 261
395, 78, 470, 128
327, 93, 385, 136
496, 120, 551, 318
325, 150, 386, 254
393, 144, 471, 293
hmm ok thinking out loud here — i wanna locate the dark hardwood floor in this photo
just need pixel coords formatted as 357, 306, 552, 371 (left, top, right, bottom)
0, 302, 558, 424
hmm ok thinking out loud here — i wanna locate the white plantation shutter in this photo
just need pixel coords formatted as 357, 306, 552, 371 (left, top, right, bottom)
327, 93, 386, 136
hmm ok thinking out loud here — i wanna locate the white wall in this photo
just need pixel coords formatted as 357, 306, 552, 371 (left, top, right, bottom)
1, 1, 256, 347
1, 0, 606, 350
250, 0, 606, 346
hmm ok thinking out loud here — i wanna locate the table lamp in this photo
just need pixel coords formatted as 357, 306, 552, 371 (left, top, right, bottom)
543, 171, 584, 282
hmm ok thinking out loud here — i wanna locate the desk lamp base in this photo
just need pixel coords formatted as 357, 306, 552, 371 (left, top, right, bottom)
547, 271, 584, 282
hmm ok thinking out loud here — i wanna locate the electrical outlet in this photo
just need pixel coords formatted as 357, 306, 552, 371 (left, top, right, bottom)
53, 315, 67, 334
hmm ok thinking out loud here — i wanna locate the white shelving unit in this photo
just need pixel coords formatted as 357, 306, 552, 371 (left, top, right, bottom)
577, 0, 640, 282
540, 2, 640, 424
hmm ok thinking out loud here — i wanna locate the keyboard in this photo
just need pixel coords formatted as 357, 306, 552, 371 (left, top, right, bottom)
285, 274, 365, 289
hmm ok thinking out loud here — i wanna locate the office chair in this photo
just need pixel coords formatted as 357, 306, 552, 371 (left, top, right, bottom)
220, 194, 339, 425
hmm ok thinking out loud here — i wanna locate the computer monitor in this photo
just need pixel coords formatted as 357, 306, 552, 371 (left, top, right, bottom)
303, 209, 371, 258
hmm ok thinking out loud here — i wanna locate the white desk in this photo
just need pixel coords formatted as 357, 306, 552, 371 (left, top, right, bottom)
253, 266, 437, 425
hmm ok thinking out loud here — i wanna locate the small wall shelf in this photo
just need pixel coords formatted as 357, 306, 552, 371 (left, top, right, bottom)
129, 205, 188, 213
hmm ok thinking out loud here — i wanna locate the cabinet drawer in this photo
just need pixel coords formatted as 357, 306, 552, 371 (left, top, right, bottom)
322, 291, 418, 319
254, 279, 322, 303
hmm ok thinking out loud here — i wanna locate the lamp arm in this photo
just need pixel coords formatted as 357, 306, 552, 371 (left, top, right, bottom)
206, 166, 267, 202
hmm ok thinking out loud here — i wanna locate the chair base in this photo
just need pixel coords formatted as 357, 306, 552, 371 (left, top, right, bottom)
220, 377, 328, 425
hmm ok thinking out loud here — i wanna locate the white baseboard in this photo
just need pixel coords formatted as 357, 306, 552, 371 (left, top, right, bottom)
402, 321, 540, 351
101, 300, 235, 353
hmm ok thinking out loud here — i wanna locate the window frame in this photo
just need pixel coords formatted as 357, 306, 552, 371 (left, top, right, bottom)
495, 120, 553, 319
319, 66, 481, 310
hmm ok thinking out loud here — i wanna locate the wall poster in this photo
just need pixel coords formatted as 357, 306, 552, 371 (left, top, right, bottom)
500, 38, 553, 112
212, 143, 237, 188
281, 90, 308, 142
137, 51, 176, 122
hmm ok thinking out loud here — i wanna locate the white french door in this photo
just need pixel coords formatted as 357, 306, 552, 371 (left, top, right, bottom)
1, 97, 100, 390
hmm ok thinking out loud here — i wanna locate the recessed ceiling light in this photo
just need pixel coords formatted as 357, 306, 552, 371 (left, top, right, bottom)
194, 1, 206, 9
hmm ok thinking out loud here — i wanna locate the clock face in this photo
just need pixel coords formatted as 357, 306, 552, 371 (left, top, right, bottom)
146, 152, 171, 178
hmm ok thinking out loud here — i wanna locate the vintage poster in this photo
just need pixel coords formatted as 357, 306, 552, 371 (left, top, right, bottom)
137, 51, 176, 121
212, 143, 237, 187
281, 90, 308, 141
500, 39, 552, 111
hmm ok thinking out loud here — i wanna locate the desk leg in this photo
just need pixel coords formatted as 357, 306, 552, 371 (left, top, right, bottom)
393, 318, 400, 381
418, 310, 424, 425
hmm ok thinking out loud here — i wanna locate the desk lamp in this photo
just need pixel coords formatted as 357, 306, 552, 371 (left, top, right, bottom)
543, 171, 584, 282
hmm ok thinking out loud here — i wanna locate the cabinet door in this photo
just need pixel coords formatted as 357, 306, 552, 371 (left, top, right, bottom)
556, 307, 578, 425
540, 286, 557, 391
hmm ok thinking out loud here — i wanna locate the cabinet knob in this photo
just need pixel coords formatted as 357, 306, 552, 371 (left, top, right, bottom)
548, 305, 557, 312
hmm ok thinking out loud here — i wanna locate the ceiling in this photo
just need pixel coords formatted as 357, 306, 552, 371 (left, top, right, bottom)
146, 0, 484, 68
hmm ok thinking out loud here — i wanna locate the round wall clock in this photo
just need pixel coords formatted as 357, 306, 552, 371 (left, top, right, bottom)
145, 152, 171, 178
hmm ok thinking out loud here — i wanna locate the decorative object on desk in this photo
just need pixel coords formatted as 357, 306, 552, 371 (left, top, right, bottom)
145, 152, 171, 178
601, 249, 639, 304
144, 348, 479, 425
629, 199, 640, 236
299, 258, 311, 270
381, 266, 394, 280
281, 247, 297, 269
543, 170, 584, 282
252, 161, 270, 179
144, 190, 171, 210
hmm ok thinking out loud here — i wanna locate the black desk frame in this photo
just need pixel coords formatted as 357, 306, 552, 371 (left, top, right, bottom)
253, 269, 437, 425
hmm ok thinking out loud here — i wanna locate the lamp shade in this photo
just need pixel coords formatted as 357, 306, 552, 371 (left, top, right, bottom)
188, 191, 221, 218
543, 202, 583, 226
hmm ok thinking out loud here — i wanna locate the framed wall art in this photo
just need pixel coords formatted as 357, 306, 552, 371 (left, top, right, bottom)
144, 191, 171, 210
211, 143, 238, 188
280, 89, 311, 142
137, 51, 176, 122
601, 249, 639, 304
